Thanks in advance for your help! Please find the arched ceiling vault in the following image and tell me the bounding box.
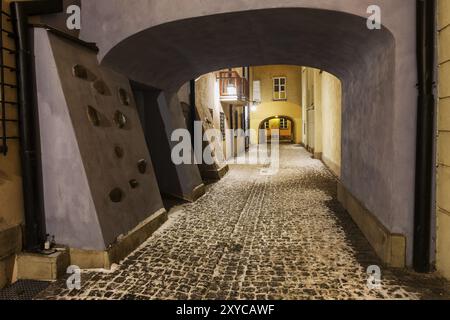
[101,8,395,91]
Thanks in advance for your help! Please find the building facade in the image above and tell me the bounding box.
[195,68,249,163]
[1,0,450,289]
[437,0,450,279]
[249,65,303,145]
[0,0,21,289]
[301,68,342,177]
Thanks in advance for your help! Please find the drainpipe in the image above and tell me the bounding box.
[189,80,196,142]
[413,0,436,273]
[10,0,63,251]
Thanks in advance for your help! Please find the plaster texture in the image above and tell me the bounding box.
[321,71,342,177]
[437,0,450,279]
[132,83,204,200]
[34,28,165,250]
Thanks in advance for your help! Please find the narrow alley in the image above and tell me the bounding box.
[34,146,449,300]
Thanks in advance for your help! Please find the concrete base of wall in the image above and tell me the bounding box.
[0,225,22,262]
[17,250,70,282]
[337,183,406,268]
[322,155,341,178]
[0,254,17,289]
[70,209,168,269]
[0,225,22,288]
[187,184,207,202]
[201,164,229,181]
[437,209,450,279]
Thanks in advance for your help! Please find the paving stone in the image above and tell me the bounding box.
[35,145,450,300]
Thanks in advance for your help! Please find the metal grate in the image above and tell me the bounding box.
[0,3,19,156]
[0,280,51,300]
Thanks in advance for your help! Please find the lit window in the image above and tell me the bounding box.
[280,118,288,129]
[273,77,287,100]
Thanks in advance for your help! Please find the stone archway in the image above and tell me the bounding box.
[259,115,296,144]
[95,8,412,266]
[73,3,417,267]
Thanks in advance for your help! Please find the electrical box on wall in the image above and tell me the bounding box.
[253,80,261,103]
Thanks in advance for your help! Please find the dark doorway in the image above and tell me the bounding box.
[131,81,184,208]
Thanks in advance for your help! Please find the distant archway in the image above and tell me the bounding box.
[259,115,296,144]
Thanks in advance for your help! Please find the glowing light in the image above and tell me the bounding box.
[227,84,237,96]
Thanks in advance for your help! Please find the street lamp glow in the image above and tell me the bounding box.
[227,84,237,96]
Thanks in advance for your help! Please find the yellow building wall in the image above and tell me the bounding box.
[321,71,342,177]
[302,68,315,149]
[301,67,342,177]
[250,65,302,144]
[0,0,23,289]
[437,0,450,280]
[313,69,323,157]
[301,68,307,145]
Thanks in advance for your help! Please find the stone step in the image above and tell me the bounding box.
[17,250,70,282]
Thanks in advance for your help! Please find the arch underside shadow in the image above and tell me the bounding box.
[102,8,394,91]
[101,8,412,264]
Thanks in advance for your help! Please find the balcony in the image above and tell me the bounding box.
[217,71,249,105]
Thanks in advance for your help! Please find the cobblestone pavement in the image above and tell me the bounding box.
[36,145,450,300]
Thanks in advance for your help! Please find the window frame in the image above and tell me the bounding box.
[273,76,287,101]
[280,118,288,130]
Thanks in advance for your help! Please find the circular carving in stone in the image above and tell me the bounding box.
[114,146,124,159]
[137,159,147,174]
[114,111,128,129]
[129,179,139,189]
[118,88,131,106]
[72,64,88,79]
[92,80,111,95]
[86,105,100,126]
[109,188,124,203]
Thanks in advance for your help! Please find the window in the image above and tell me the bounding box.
[273,77,287,100]
[264,121,270,129]
[280,118,288,129]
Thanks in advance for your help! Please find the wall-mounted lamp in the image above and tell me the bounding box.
[227,84,237,96]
